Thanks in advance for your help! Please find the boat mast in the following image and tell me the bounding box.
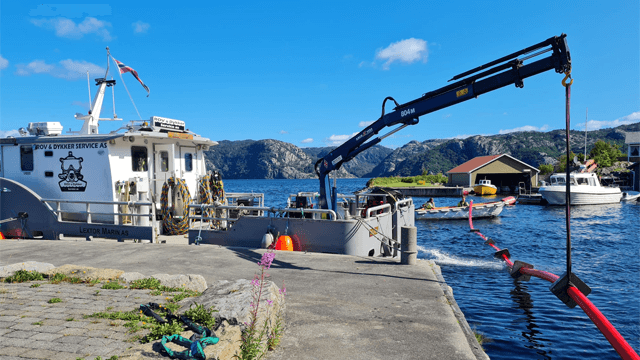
[584,108,588,161]
[75,47,118,135]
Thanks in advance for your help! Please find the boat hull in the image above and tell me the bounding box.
[416,201,504,220]
[539,187,622,205]
[473,185,497,195]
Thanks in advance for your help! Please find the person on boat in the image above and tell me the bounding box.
[457,194,469,207]
[422,198,435,209]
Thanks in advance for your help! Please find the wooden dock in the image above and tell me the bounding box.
[386,186,468,197]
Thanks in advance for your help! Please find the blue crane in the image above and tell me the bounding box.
[315,34,571,211]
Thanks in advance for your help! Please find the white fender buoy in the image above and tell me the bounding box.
[261,232,274,249]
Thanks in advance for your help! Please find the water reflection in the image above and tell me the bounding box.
[510,282,552,360]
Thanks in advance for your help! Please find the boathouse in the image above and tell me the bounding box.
[625,132,640,163]
[446,154,540,190]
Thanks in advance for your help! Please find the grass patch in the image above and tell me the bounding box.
[183,303,217,329]
[101,281,125,290]
[32,321,43,325]
[143,320,183,343]
[66,317,74,321]
[48,298,62,304]
[4,270,45,283]
[30,283,41,288]
[368,173,448,188]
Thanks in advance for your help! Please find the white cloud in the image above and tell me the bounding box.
[300,138,313,144]
[574,112,640,131]
[499,125,549,134]
[72,100,91,110]
[31,17,112,41]
[16,59,105,80]
[279,130,288,134]
[0,130,20,138]
[132,21,150,34]
[324,132,358,146]
[375,38,428,70]
[0,55,8,70]
[358,121,374,127]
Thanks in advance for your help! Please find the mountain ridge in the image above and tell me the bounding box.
[203,123,639,179]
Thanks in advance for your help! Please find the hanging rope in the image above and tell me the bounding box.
[197,174,214,221]
[160,177,191,235]
[563,71,573,281]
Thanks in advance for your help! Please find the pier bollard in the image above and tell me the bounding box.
[401,226,417,265]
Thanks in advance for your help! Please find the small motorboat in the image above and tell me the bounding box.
[539,173,622,205]
[474,179,497,195]
[416,200,505,220]
[621,191,640,202]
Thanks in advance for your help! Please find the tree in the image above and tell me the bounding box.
[539,164,554,175]
[589,140,624,168]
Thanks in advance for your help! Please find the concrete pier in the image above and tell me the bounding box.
[0,239,487,360]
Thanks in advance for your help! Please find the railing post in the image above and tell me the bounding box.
[86,203,91,224]
[57,202,62,222]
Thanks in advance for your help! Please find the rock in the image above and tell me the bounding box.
[178,279,284,328]
[150,273,207,292]
[46,264,123,281]
[119,272,147,283]
[120,279,284,360]
[0,261,55,278]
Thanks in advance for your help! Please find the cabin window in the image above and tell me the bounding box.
[45,151,53,157]
[131,146,148,172]
[20,146,34,171]
[631,145,639,156]
[576,177,588,185]
[184,153,193,172]
[160,151,169,172]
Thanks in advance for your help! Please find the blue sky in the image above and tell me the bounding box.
[1,1,638,148]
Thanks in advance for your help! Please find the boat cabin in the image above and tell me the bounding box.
[549,173,600,187]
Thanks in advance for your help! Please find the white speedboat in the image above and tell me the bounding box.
[621,191,640,202]
[538,173,622,205]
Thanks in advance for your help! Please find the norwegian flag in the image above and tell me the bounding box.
[114,58,150,96]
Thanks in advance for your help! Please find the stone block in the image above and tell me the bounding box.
[0,261,55,279]
[119,271,147,282]
[46,264,124,281]
[149,273,207,292]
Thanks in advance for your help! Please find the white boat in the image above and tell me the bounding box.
[0,48,416,258]
[621,191,640,202]
[538,173,622,205]
[416,200,505,220]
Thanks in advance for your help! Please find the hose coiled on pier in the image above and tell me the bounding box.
[160,177,191,235]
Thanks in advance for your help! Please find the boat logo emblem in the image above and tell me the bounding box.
[58,151,87,192]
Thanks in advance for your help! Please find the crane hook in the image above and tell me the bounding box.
[562,71,573,87]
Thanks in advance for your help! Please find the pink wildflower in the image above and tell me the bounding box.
[251,278,260,287]
[266,299,273,306]
[258,251,276,269]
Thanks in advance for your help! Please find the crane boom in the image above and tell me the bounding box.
[315,34,571,211]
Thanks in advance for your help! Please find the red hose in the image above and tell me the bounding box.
[467,202,640,360]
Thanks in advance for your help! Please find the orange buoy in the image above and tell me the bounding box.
[0,231,4,240]
[275,235,293,251]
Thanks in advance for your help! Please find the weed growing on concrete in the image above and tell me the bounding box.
[4,270,44,283]
[66,317,74,321]
[237,250,282,360]
[101,281,125,290]
[183,302,217,329]
[32,321,43,325]
[143,319,183,343]
[48,297,62,303]
[30,283,41,288]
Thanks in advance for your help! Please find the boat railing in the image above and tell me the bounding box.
[40,198,155,226]
[365,203,391,218]
[188,203,338,224]
[393,198,414,212]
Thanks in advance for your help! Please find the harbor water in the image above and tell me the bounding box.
[225,178,640,360]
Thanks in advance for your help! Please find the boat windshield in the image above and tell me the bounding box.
[552,176,566,185]
[575,177,589,185]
